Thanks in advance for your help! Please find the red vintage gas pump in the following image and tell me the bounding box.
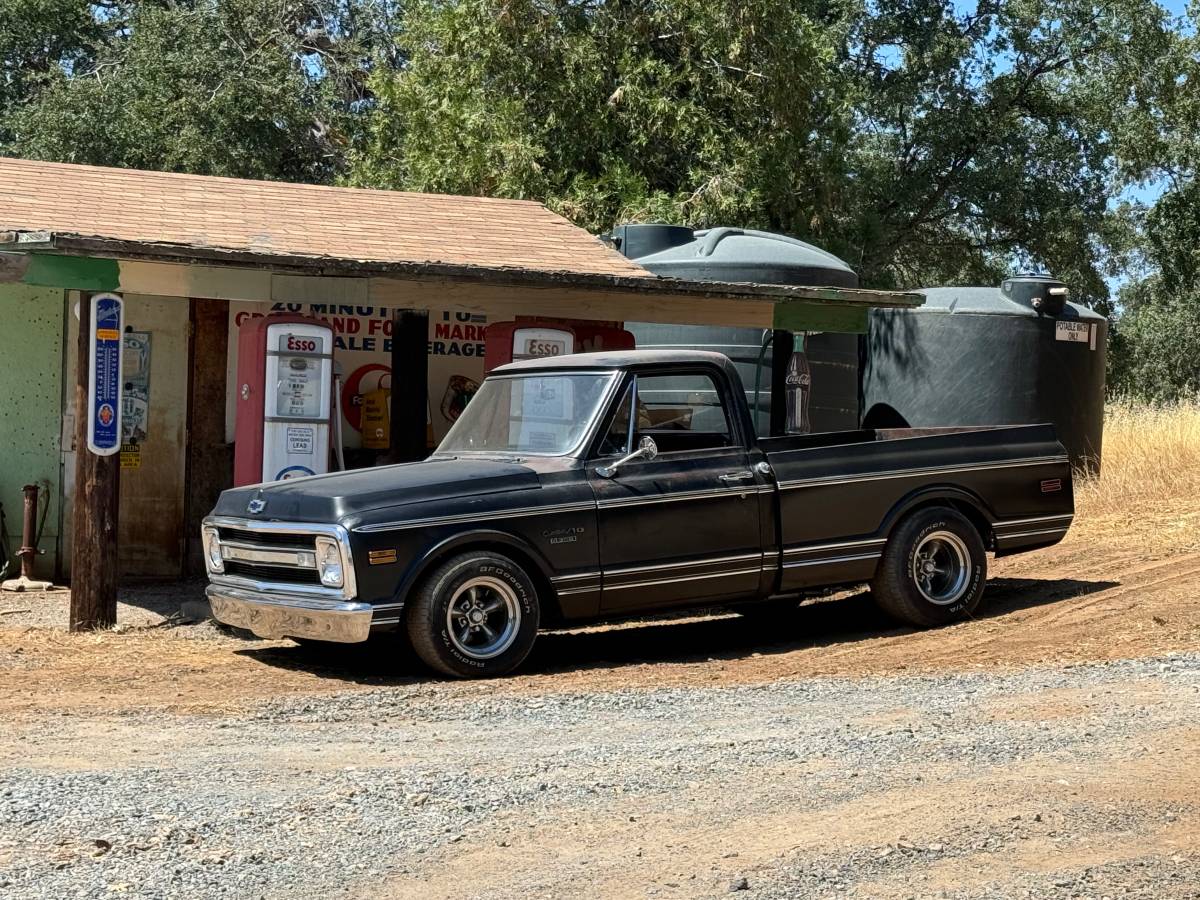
[484,317,635,372]
[234,314,336,486]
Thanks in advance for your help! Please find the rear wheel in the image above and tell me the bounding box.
[871,507,986,627]
[406,551,540,678]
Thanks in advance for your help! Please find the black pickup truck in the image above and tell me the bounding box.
[204,350,1073,677]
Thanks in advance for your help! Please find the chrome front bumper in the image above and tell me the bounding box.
[207,584,374,643]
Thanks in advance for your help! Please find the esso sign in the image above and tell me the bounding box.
[524,338,566,357]
[513,328,573,362]
[285,334,319,352]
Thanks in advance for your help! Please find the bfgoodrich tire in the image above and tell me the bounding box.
[405,551,540,678]
[871,507,986,628]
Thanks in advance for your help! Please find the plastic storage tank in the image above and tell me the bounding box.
[861,275,1107,471]
[610,224,861,435]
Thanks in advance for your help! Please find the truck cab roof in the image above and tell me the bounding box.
[492,348,735,374]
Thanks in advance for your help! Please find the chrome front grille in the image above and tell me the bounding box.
[217,527,312,549]
[203,516,358,600]
[223,560,322,585]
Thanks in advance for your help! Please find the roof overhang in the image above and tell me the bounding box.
[0,230,923,333]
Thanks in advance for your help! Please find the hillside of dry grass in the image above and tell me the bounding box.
[1072,401,1200,552]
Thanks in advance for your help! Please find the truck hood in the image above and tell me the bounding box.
[210,457,539,524]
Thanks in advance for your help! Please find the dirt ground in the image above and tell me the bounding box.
[2,497,1198,717]
[3,490,1200,898]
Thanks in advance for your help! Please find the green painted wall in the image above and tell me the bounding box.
[0,284,65,579]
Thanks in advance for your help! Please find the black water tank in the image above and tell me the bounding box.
[862,276,1108,471]
[614,225,861,434]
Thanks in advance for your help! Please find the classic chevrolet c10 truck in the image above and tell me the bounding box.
[204,350,1074,678]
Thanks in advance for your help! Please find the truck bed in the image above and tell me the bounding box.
[759,423,1073,592]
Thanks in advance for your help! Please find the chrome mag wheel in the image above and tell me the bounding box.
[911,530,971,606]
[445,576,521,660]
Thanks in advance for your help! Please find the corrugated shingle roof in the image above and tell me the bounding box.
[0,156,651,278]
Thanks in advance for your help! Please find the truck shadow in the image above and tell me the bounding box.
[526,576,1116,674]
[234,575,1116,682]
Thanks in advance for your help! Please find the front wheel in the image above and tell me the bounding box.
[405,551,540,678]
[871,507,986,628]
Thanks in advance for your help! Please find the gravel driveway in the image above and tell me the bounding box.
[4,651,1198,899]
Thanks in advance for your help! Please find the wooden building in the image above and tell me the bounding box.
[0,157,921,583]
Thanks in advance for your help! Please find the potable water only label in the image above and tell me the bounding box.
[87,293,124,456]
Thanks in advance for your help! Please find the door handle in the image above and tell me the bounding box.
[719,471,755,484]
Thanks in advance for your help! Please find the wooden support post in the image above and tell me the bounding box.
[70,293,121,631]
[769,329,792,437]
[389,308,430,463]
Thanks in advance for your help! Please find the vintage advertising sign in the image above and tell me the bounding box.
[87,293,124,456]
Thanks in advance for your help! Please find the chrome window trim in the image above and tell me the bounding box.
[203,515,358,600]
[777,456,1070,490]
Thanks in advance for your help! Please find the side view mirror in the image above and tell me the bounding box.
[597,436,657,479]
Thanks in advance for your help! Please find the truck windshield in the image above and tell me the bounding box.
[437,372,617,456]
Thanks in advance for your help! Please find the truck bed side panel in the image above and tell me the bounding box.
[765,425,1073,590]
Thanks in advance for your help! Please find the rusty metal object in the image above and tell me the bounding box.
[1,483,56,592]
[17,484,38,579]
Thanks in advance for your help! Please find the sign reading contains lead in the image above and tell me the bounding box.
[287,426,315,454]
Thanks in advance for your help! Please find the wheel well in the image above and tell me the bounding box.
[413,541,565,625]
[899,497,996,551]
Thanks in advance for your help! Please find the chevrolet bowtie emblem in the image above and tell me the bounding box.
[247,498,266,514]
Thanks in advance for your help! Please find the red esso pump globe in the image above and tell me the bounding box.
[234,315,336,486]
[483,320,636,372]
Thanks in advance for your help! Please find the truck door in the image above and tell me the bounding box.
[587,369,770,611]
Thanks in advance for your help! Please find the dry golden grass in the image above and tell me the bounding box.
[1073,401,1200,549]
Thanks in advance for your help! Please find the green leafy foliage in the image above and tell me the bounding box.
[350,0,1177,304]
[1107,4,1200,402]
[1,0,397,182]
[3,0,1199,399]
[1110,277,1200,401]
[0,0,102,135]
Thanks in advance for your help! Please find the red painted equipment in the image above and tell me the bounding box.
[234,314,335,486]
[484,318,635,373]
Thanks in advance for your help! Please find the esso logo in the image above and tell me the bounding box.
[286,335,318,352]
[525,339,565,357]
